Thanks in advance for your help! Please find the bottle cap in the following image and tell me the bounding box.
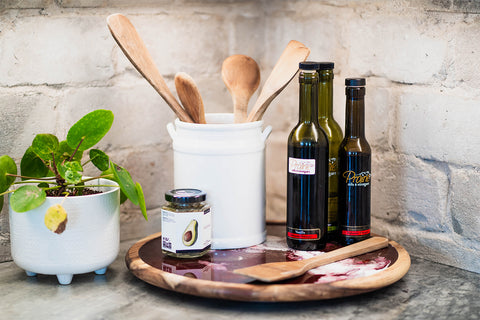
[299,61,321,70]
[345,78,366,86]
[165,189,206,203]
[317,62,334,70]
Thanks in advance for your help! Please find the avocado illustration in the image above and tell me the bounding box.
[182,219,198,246]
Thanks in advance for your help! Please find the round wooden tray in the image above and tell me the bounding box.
[126,231,411,302]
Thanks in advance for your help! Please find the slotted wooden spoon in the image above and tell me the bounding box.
[221,54,260,123]
[234,236,389,282]
[246,40,310,122]
[107,13,193,123]
[174,72,206,124]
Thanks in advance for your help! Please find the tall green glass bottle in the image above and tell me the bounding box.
[317,62,343,239]
[286,61,329,251]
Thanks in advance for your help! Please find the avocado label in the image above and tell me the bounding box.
[161,208,211,254]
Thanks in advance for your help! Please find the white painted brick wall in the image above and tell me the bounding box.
[1,0,479,273]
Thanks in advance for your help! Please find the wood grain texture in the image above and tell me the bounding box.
[233,237,389,282]
[125,232,411,302]
[221,54,260,123]
[174,72,206,124]
[106,13,193,123]
[246,40,310,122]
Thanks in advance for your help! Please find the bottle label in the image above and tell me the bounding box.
[161,208,211,253]
[341,225,370,237]
[287,227,321,241]
[288,157,316,175]
[342,170,371,187]
[328,157,338,177]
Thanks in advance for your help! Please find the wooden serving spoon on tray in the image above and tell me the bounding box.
[234,236,389,282]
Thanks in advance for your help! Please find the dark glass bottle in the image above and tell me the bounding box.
[287,62,329,251]
[338,78,371,245]
[317,62,343,240]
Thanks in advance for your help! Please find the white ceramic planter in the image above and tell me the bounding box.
[9,178,120,285]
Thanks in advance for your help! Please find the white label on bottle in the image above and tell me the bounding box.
[161,208,211,253]
[289,157,316,175]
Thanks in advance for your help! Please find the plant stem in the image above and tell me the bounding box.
[69,138,84,162]
[6,173,55,181]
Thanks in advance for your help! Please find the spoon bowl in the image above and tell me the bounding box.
[222,54,260,123]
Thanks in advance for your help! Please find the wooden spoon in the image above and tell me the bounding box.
[106,13,193,123]
[246,40,310,122]
[222,54,260,123]
[234,236,389,282]
[174,72,206,124]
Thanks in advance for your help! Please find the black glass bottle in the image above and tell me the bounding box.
[317,62,343,240]
[338,78,371,245]
[287,62,329,251]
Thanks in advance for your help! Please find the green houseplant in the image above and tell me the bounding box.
[0,109,147,284]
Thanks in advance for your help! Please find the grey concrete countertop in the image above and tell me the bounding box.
[1,227,479,320]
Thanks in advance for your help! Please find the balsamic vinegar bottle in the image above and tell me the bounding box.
[338,78,371,245]
[287,62,329,251]
[317,62,343,240]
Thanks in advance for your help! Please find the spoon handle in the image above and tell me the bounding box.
[107,14,193,123]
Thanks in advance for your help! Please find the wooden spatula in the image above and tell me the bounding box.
[246,40,310,122]
[233,236,389,282]
[107,13,193,123]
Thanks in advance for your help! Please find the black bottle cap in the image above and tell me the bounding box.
[345,78,366,86]
[317,62,334,70]
[165,189,206,203]
[299,61,321,70]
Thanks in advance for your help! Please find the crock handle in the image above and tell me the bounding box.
[262,125,272,142]
[166,122,177,140]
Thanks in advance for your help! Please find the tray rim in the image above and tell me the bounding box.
[126,232,411,302]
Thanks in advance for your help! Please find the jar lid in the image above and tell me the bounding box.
[165,189,206,203]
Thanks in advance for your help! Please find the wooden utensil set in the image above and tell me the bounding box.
[107,13,310,124]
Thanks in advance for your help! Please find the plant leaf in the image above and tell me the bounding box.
[32,134,59,161]
[44,204,68,234]
[110,161,139,206]
[135,182,148,221]
[89,149,109,171]
[20,147,50,179]
[0,174,6,195]
[102,167,127,204]
[10,185,46,212]
[66,110,114,151]
[56,140,83,163]
[0,195,3,211]
[0,155,17,192]
[57,161,83,185]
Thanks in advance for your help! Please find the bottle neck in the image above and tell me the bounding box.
[318,69,334,119]
[344,87,366,137]
[299,70,319,123]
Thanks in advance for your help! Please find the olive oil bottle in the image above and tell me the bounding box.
[338,78,371,245]
[286,62,329,251]
[317,62,343,240]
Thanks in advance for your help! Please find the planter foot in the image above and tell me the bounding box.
[57,274,73,285]
[95,267,107,275]
[26,271,37,277]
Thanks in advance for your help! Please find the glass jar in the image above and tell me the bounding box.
[161,189,211,258]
